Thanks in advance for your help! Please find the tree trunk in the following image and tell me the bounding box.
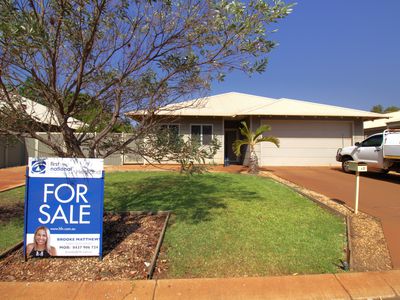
[249,146,259,174]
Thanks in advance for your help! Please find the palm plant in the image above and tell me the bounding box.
[233,121,280,174]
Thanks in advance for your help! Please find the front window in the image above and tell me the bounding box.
[361,134,383,147]
[160,124,180,143]
[191,124,213,145]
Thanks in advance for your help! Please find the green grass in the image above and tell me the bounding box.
[104,171,345,277]
[0,187,25,252]
[0,218,24,252]
[0,171,345,277]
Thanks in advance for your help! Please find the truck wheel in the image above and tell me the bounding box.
[341,157,352,173]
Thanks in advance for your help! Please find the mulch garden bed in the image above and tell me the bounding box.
[0,212,167,282]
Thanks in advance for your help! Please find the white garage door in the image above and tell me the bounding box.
[260,120,353,166]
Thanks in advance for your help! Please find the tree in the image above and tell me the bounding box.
[233,121,279,174]
[383,106,400,113]
[371,105,383,113]
[137,127,221,175]
[18,77,133,133]
[371,105,399,113]
[0,0,292,159]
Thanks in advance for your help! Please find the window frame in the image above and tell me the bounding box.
[190,124,214,145]
[360,134,383,147]
[159,123,180,135]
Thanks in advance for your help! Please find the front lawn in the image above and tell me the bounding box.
[0,171,345,277]
[105,171,345,277]
[0,187,25,252]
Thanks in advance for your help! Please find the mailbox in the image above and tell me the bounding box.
[348,161,368,172]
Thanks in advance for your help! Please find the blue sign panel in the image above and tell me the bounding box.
[24,158,104,258]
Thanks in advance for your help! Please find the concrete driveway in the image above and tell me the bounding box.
[267,166,400,269]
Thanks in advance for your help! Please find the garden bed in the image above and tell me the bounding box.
[0,212,168,281]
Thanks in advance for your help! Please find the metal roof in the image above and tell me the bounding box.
[364,111,400,129]
[128,92,384,120]
[1,95,86,129]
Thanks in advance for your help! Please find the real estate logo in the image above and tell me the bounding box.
[31,159,47,174]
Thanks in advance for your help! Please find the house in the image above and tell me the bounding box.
[1,96,85,168]
[364,111,400,136]
[127,92,383,166]
[0,95,86,131]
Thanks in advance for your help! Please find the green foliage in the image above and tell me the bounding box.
[233,121,279,173]
[371,105,384,113]
[137,127,221,174]
[383,106,400,113]
[17,78,133,133]
[371,104,399,113]
[0,0,293,159]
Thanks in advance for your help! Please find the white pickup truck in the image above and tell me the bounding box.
[336,129,400,173]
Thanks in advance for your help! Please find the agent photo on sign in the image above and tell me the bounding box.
[26,226,57,258]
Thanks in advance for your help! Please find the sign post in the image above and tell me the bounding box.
[24,157,104,259]
[347,161,367,214]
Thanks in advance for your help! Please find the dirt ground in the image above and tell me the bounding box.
[0,213,167,281]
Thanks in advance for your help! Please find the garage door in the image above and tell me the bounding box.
[260,120,353,166]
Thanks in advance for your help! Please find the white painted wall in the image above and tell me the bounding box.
[259,119,354,166]
[141,117,224,165]
[178,117,225,164]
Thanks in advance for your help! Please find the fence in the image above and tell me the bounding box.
[0,136,27,168]
[1,132,151,169]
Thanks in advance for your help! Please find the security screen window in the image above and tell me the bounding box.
[191,125,213,145]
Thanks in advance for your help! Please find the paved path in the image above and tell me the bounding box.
[267,167,400,269]
[0,166,25,192]
[1,271,400,299]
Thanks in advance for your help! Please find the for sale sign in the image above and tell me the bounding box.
[24,157,104,258]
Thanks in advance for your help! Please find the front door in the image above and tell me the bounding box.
[356,134,383,168]
[225,129,239,163]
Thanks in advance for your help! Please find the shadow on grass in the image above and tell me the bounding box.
[0,202,24,224]
[105,173,262,224]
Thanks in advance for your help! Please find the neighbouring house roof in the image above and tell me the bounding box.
[127,92,384,120]
[364,111,400,130]
[1,95,86,130]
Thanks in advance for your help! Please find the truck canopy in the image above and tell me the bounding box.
[383,130,400,159]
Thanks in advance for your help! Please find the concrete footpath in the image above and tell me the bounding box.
[1,271,400,300]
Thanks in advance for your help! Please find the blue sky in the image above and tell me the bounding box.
[211,0,400,111]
